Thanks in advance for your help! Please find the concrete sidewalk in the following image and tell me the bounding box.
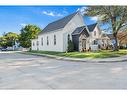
[20,52,127,63]
[0,51,22,54]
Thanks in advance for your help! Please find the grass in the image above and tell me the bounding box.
[29,49,127,59]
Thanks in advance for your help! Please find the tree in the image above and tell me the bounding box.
[0,36,7,47]
[0,32,19,47]
[19,24,42,48]
[4,32,19,47]
[117,31,127,47]
[84,6,127,51]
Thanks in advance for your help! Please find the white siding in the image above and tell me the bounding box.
[89,25,102,45]
[62,13,85,51]
[31,39,38,50]
[32,12,86,52]
[32,12,102,52]
[36,29,64,52]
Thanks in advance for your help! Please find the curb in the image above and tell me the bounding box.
[19,52,127,63]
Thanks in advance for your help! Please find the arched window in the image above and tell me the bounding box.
[94,40,96,44]
[47,36,49,45]
[33,42,35,46]
[54,35,56,45]
[94,31,96,36]
[37,41,39,46]
[68,34,70,42]
[41,37,43,46]
[93,40,98,45]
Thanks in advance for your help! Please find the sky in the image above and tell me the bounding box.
[0,6,98,36]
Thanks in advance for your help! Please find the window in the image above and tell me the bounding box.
[99,31,101,35]
[93,40,98,45]
[94,31,96,36]
[33,42,35,46]
[68,34,70,42]
[54,35,56,45]
[47,36,49,45]
[37,41,39,46]
[102,39,105,46]
[41,37,43,46]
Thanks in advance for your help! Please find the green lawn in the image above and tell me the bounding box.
[29,49,127,58]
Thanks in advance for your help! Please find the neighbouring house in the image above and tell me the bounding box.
[12,40,20,50]
[6,41,21,51]
[107,32,127,48]
[31,12,110,52]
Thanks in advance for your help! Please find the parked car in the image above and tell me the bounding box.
[1,47,7,51]
[7,47,13,51]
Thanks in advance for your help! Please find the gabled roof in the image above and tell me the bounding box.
[39,12,78,35]
[72,26,85,35]
[107,34,115,39]
[87,23,97,32]
[72,26,89,37]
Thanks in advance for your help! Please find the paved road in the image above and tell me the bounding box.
[0,52,127,89]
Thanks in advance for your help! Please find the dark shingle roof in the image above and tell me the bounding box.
[72,26,89,37]
[87,23,97,32]
[72,26,85,35]
[107,34,115,39]
[39,12,78,35]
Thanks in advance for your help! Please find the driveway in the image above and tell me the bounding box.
[0,52,127,89]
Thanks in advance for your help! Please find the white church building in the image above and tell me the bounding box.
[31,12,110,52]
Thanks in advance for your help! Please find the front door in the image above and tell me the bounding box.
[82,39,86,49]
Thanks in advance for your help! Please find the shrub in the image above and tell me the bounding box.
[67,40,74,52]
[119,45,127,49]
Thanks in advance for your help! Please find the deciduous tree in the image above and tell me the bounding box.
[4,32,19,47]
[84,6,127,51]
[19,24,42,48]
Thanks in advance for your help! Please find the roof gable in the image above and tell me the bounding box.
[87,23,97,32]
[72,26,89,37]
[107,34,115,39]
[39,12,78,35]
[72,26,85,35]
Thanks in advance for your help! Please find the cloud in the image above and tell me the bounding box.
[76,7,88,15]
[77,7,98,22]
[90,16,98,21]
[76,8,80,12]
[42,11,63,17]
[20,23,26,27]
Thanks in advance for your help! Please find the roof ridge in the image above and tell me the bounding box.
[47,12,78,26]
[39,12,78,35]
[87,23,97,32]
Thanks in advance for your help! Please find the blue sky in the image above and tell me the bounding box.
[0,6,98,36]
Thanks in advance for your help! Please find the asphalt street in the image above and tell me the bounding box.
[0,52,127,89]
